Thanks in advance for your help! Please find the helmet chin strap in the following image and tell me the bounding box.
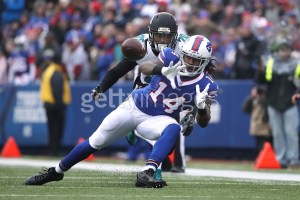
[180,64,205,77]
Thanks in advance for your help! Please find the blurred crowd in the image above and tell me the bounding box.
[0,0,300,85]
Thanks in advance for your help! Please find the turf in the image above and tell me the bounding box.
[1,163,300,200]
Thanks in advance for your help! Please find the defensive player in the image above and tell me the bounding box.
[24,35,218,188]
[91,12,187,97]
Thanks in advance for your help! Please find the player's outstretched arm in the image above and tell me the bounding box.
[91,59,137,99]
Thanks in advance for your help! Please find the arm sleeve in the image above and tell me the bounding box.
[50,71,64,107]
[98,59,137,93]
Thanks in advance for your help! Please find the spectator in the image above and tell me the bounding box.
[94,24,117,81]
[115,0,138,28]
[219,28,237,79]
[36,31,62,78]
[255,38,300,168]
[219,4,241,30]
[232,25,261,79]
[7,37,36,85]
[50,13,71,45]
[186,10,221,38]
[83,0,102,44]
[62,31,90,81]
[140,0,158,19]
[29,0,49,25]
[243,86,272,156]
[265,0,281,25]
[40,49,71,156]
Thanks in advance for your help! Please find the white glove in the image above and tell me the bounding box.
[161,61,184,89]
[195,83,210,109]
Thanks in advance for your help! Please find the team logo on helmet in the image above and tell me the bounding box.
[206,41,212,53]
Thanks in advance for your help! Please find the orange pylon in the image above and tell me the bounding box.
[254,142,281,169]
[1,137,22,158]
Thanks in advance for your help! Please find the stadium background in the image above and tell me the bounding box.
[0,0,300,160]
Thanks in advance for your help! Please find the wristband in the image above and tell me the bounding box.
[152,66,162,75]
[197,108,207,115]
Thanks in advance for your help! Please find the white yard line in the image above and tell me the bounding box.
[1,158,300,182]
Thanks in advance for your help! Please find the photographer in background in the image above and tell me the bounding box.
[243,85,272,156]
[255,38,300,168]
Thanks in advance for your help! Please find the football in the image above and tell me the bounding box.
[121,38,146,61]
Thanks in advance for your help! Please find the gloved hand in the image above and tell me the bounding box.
[195,83,210,109]
[161,61,184,89]
[180,113,195,136]
[91,85,102,100]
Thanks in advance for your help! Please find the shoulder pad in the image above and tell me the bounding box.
[135,34,149,43]
[175,33,190,54]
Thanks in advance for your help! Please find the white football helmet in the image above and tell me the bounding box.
[180,35,212,77]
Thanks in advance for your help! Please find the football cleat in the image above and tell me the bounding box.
[126,131,137,145]
[135,168,165,188]
[24,167,64,185]
[153,168,167,186]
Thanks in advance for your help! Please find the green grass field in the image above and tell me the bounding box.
[1,157,300,200]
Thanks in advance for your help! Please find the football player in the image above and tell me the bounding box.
[25,36,218,188]
[24,36,218,188]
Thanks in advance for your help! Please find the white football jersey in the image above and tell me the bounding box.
[133,33,190,85]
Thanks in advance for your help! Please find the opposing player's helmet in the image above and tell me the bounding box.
[148,12,178,53]
[180,35,212,77]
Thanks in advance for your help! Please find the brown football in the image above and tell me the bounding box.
[121,38,146,61]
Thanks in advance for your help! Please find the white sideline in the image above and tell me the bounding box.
[1,158,300,182]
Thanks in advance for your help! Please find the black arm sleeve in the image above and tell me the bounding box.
[98,59,137,93]
[50,71,64,107]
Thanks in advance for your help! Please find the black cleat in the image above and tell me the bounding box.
[136,168,165,188]
[25,167,64,185]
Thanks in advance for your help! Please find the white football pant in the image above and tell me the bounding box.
[89,96,178,150]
